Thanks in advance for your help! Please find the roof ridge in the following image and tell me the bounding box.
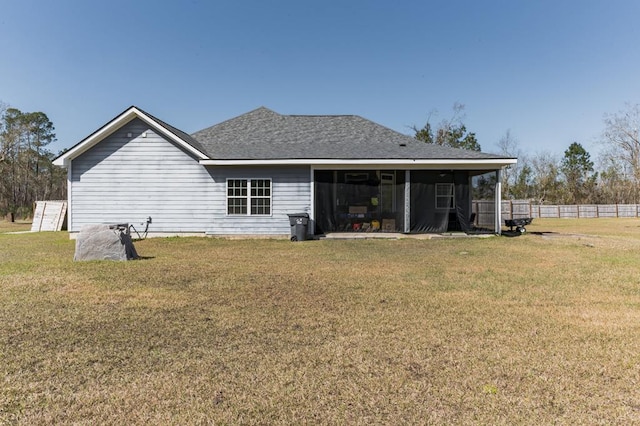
[285,113,358,118]
[191,106,282,136]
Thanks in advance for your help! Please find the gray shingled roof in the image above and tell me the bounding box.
[190,107,510,161]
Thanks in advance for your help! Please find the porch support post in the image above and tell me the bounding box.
[309,167,315,235]
[404,170,411,233]
[495,169,502,234]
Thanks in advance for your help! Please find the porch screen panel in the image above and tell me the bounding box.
[454,171,471,232]
[471,171,498,232]
[410,171,449,233]
[389,171,405,232]
[314,171,336,234]
[314,170,405,233]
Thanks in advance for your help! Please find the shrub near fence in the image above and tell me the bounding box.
[500,200,640,220]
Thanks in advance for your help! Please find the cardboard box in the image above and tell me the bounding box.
[348,206,368,214]
[382,219,396,232]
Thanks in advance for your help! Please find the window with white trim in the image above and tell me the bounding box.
[227,179,271,215]
[435,183,455,209]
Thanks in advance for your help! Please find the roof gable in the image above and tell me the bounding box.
[53,106,208,167]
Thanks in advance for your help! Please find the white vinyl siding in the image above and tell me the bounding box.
[207,167,310,235]
[69,118,311,236]
[69,119,216,233]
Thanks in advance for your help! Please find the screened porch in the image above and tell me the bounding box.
[313,169,499,235]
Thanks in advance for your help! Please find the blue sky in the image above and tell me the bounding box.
[1,0,639,160]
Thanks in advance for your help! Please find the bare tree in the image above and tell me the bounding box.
[497,130,531,199]
[595,154,635,203]
[601,103,640,202]
[530,151,562,204]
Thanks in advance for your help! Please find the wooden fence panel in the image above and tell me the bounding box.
[578,205,598,218]
[559,205,579,218]
[501,201,640,219]
[617,204,638,217]
[512,201,532,219]
[500,201,511,221]
[472,200,496,228]
[538,205,560,218]
[597,205,617,218]
[30,201,67,232]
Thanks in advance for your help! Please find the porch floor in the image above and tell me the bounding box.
[321,232,494,240]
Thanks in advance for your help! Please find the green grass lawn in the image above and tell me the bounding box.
[1,219,640,424]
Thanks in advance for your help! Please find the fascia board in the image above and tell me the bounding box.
[199,158,518,169]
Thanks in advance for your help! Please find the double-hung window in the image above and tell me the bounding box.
[227,179,271,215]
[435,183,455,209]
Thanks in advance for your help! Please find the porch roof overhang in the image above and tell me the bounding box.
[198,158,517,170]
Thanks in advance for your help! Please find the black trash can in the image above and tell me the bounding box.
[287,213,309,242]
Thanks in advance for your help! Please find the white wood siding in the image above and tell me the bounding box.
[70,118,311,235]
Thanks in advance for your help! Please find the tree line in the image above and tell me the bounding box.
[414,103,640,205]
[0,103,66,220]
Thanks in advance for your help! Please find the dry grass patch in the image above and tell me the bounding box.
[0,220,31,233]
[1,220,640,424]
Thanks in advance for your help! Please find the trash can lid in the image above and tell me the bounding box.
[287,213,309,217]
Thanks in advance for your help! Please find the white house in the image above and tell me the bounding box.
[54,106,516,237]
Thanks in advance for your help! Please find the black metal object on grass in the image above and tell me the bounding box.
[504,218,533,234]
